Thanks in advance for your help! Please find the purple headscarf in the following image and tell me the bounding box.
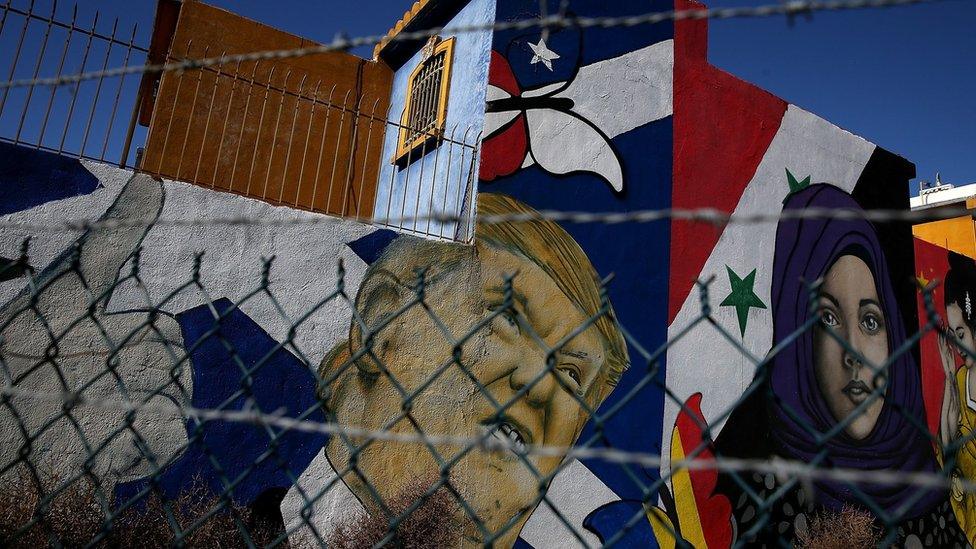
[768,184,942,514]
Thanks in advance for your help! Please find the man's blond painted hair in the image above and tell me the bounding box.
[358,193,629,391]
[476,193,629,391]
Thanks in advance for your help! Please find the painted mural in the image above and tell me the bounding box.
[916,239,976,546]
[642,178,972,549]
[313,193,627,546]
[0,142,631,546]
[0,172,191,484]
[0,0,958,546]
[0,147,355,530]
[477,0,675,545]
[709,184,961,545]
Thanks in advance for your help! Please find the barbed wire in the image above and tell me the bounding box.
[0,0,971,545]
[0,383,971,495]
[0,204,967,233]
[0,0,957,91]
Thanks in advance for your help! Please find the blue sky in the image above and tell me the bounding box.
[1,0,972,194]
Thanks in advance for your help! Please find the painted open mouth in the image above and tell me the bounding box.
[842,379,872,402]
[484,421,528,454]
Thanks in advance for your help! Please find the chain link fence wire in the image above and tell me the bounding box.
[0,174,973,548]
[1,0,973,547]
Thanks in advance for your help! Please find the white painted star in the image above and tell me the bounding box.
[528,38,560,71]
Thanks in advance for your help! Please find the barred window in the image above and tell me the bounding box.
[394,36,455,165]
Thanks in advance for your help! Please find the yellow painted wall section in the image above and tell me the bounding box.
[912,214,976,260]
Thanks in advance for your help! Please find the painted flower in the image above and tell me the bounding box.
[480,51,624,193]
[647,394,733,548]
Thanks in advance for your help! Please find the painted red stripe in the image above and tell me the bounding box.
[914,236,952,439]
[670,0,787,324]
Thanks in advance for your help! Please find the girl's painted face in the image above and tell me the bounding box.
[946,303,976,368]
[813,254,888,440]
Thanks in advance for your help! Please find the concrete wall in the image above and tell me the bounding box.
[372,0,495,240]
[0,141,374,521]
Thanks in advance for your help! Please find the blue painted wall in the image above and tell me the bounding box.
[373,0,495,240]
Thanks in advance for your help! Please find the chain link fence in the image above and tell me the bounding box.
[0,173,971,547]
[0,0,972,547]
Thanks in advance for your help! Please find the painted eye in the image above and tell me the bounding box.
[820,310,839,328]
[501,309,519,328]
[560,366,581,386]
[861,314,882,333]
[490,306,521,335]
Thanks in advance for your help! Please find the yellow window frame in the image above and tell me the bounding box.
[393,36,455,165]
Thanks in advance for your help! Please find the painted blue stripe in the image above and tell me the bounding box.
[0,142,100,215]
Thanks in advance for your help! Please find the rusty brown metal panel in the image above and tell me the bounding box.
[141,0,392,219]
[138,0,180,127]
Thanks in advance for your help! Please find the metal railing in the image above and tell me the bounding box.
[0,2,480,243]
[0,1,148,168]
[139,39,480,241]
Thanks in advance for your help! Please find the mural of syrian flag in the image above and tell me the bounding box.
[480,40,673,192]
[661,102,906,475]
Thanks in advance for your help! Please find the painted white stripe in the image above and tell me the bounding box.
[520,459,621,548]
[0,162,374,368]
[661,105,877,477]
[281,450,364,546]
[555,39,673,139]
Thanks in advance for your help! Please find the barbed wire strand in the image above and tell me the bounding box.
[0,204,968,232]
[0,0,955,91]
[0,382,971,495]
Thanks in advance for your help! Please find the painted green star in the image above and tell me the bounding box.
[784,168,811,202]
[720,266,767,337]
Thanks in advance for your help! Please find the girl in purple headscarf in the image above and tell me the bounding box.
[714,184,965,546]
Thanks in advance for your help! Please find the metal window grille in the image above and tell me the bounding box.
[404,50,445,146]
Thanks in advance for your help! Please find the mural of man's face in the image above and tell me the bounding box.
[813,254,888,440]
[321,240,611,546]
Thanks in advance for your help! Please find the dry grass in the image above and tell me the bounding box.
[795,505,882,549]
[327,480,463,548]
[1,469,466,548]
[0,469,285,548]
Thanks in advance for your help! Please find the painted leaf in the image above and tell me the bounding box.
[524,108,624,192]
[647,505,678,549]
[487,50,521,97]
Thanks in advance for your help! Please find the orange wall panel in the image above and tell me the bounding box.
[141,1,392,219]
[912,215,976,260]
